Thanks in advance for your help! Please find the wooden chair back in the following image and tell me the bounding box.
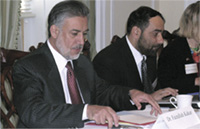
[110,35,121,44]
[0,47,29,128]
[1,47,29,71]
[1,66,18,128]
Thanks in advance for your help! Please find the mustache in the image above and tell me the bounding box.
[72,44,83,49]
[154,44,162,49]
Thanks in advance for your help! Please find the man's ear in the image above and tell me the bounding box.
[50,25,59,38]
[131,26,141,38]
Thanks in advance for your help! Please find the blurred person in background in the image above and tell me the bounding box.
[158,1,200,94]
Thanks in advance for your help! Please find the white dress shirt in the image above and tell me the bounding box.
[126,35,146,81]
[47,40,88,120]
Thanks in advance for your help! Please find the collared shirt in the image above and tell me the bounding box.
[126,35,146,81]
[47,40,73,104]
[47,40,88,120]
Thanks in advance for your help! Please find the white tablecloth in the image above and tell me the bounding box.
[83,105,200,129]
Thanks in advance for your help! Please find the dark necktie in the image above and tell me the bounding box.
[66,62,82,104]
[141,57,153,94]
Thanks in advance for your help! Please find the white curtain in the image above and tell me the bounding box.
[1,0,21,49]
[82,0,97,59]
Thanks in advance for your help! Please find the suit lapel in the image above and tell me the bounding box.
[42,44,91,103]
[47,65,65,100]
[120,37,143,86]
[73,60,91,104]
[184,39,195,63]
[42,43,65,101]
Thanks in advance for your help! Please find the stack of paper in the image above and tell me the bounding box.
[118,113,157,128]
[85,113,157,128]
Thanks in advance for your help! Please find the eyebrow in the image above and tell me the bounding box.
[154,29,163,33]
[71,29,89,32]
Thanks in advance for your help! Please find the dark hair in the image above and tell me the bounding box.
[47,0,89,37]
[126,6,165,35]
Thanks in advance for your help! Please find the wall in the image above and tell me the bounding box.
[22,0,61,51]
[22,0,198,53]
[157,1,184,33]
[96,0,153,52]
[95,0,194,52]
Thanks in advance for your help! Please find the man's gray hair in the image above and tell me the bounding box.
[47,0,89,37]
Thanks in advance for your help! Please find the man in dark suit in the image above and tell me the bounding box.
[13,1,162,128]
[93,6,178,102]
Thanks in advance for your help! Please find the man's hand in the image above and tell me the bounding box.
[87,105,119,128]
[129,89,162,116]
[151,87,178,101]
[195,77,200,86]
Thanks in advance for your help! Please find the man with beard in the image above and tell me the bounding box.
[13,1,164,128]
[93,6,178,102]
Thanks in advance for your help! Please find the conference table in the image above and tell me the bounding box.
[83,105,200,129]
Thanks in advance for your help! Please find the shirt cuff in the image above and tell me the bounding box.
[82,104,88,120]
[128,93,135,105]
[130,100,135,105]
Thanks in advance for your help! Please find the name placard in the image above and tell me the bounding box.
[185,63,198,74]
[152,106,200,129]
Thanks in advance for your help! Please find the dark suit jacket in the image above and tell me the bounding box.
[158,37,199,94]
[93,36,157,91]
[13,43,136,128]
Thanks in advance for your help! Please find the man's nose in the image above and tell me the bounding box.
[78,34,85,45]
[158,33,164,44]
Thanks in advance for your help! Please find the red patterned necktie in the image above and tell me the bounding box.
[66,62,82,104]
